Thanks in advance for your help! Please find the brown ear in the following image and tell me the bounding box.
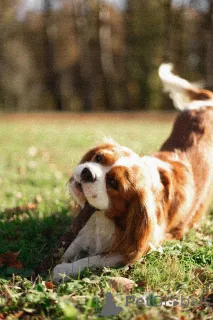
[111,190,156,264]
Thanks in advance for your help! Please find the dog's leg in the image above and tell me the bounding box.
[63,211,115,262]
[53,254,123,283]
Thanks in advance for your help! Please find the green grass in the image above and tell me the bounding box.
[0,113,212,319]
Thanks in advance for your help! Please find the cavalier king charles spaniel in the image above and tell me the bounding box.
[53,64,213,283]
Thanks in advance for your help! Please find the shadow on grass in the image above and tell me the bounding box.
[0,208,72,278]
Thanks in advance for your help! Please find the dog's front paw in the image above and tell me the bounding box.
[52,263,73,284]
[52,261,87,284]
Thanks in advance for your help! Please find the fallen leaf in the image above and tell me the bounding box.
[133,315,149,320]
[109,276,136,294]
[4,203,37,215]
[45,281,56,289]
[0,312,8,320]
[0,252,23,269]
[136,280,147,288]
[4,202,38,216]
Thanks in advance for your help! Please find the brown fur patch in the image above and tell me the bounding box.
[187,88,213,101]
[80,143,131,166]
[80,144,117,164]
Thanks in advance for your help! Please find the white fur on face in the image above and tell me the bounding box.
[73,162,111,210]
[71,153,141,210]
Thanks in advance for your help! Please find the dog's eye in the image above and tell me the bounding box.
[95,154,103,163]
[107,178,119,191]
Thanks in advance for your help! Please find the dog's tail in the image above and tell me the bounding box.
[159,63,213,110]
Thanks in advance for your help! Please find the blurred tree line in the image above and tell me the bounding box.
[0,0,212,111]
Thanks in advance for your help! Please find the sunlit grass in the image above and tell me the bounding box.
[0,113,212,319]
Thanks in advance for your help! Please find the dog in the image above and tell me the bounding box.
[53,64,213,283]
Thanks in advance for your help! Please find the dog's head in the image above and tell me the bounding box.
[69,142,163,259]
[70,142,161,211]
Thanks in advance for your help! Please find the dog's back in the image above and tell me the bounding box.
[158,64,213,235]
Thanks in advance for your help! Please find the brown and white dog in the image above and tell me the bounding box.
[53,64,213,283]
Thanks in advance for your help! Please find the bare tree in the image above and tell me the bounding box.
[98,2,114,110]
[159,0,172,62]
[158,0,173,110]
[43,0,63,110]
[206,0,213,89]
[172,1,186,74]
[73,0,93,112]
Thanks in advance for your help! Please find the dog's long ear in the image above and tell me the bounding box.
[157,159,195,237]
[114,190,156,264]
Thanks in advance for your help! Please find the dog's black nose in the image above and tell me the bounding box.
[81,167,96,183]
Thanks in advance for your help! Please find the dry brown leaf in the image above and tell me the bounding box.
[0,312,8,320]
[0,252,23,269]
[133,315,149,320]
[4,203,37,215]
[45,281,56,290]
[37,316,46,320]
[109,276,136,294]
[136,280,147,288]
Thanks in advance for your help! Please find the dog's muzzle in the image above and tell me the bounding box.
[81,167,97,183]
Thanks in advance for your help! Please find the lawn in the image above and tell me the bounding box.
[0,113,212,320]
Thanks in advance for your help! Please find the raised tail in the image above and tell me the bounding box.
[159,63,213,110]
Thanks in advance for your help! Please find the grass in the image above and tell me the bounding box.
[0,113,212,319]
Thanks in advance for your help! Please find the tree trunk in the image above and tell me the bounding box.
[173,1,185,74]
[98,3,113,110]
[73,0,93,112]
[206,0,213,89]
[43,0,63,111]
[160,0,173,110]
[162,0,172,62]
